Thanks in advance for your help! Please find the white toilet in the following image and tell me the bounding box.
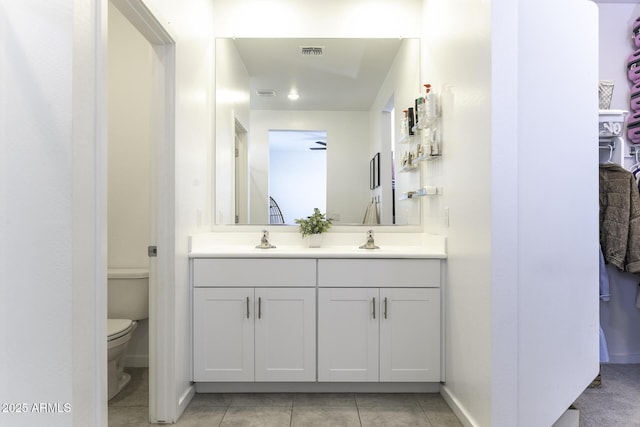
[107,267,149,400]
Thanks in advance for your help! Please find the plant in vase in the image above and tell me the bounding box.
[295,208,332,247]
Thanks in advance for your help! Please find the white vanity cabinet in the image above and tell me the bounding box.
[191,254,443,388]
[317,287,380,381]
[192,259,316,382]
[379,287,440,382]
[317,259,441,382]
[193,287,254,382]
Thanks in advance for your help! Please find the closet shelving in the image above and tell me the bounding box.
[598,109,628,164]
[599,109,627,139]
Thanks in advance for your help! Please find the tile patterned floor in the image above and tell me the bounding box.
[108,368,463,427]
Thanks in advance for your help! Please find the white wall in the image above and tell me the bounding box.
[214,38,250,224]
[1,4,74,425]
[518,0,599,425]
[108,4,151,269]
[369,38,422,225]
[250,110,370,224]
[421,0,493,424]
[143,0,214,421]
[514,3,599,425]
[108,3,151,367]
[423,0,599,426]
[596,2,640,364]
[211,0,423,39]
[1,0,107,426]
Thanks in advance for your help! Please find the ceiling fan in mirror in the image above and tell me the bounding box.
[309,141,326,150]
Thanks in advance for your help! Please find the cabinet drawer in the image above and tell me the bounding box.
[318,259,440,287]
[193,258,316,287]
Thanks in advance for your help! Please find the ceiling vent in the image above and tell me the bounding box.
[256,89,276,97]
[300,46,324,56]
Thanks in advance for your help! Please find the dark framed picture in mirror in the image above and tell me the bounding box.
[370,152,380,189]
[370,157,375,189]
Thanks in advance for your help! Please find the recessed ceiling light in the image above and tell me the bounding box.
[288,93,300,100]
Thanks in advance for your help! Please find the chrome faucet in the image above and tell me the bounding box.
[255,229,276,249]
[359,229,380,250]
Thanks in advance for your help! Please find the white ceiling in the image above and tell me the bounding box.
[269,130,327,152]
[232,38,405,111]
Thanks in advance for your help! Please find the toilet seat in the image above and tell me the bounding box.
[108,318,134,341]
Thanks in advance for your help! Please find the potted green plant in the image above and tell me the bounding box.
[295,208,332,247]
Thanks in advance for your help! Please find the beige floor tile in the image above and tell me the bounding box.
[291,406,361,427]
[424,405,464,427]
[108,369,466,427]
[293,393,357,407]
[108,406,150,427]
[187,393,233,410]
[108,367,149,408]
[175,406,226,426]
[358,406,432,427]
[415,393,449,411]
[228,393,294,407]
[220,406,292,427]
[355,393,420,408]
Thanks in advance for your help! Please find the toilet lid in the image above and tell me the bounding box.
[108,319,133,340]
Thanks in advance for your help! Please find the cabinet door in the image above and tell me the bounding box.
[254,288,316,382]
[380,288,440,382]
[318,288,379,382]
[193,288,254,382]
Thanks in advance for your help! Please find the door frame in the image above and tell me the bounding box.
[108,0,176,423]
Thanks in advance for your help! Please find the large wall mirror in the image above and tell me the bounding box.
[214,37,422,226]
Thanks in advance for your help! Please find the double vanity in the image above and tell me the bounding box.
[189,231,446,393]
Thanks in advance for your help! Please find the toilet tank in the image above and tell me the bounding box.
[108,267,149,320]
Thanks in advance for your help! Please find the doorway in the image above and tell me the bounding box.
[234,121,248,224]
[268,129,327,224]
[381,97,395,224]
[108,0,175,423]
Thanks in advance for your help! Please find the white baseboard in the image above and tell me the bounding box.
[440,385,477,427]
[440,386,580,427]
[552,409,579,427]
[176,384,196,423]
[124,354,149,368]
[195,382,440,393]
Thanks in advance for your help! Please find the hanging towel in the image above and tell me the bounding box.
[362,200,377,225]
[362,202,371,224]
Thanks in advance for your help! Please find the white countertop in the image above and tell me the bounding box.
[190,245,446,259]
[189,231,447,259]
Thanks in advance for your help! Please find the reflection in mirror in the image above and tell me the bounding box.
[215,38,421,226]
[269,130,327,225]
